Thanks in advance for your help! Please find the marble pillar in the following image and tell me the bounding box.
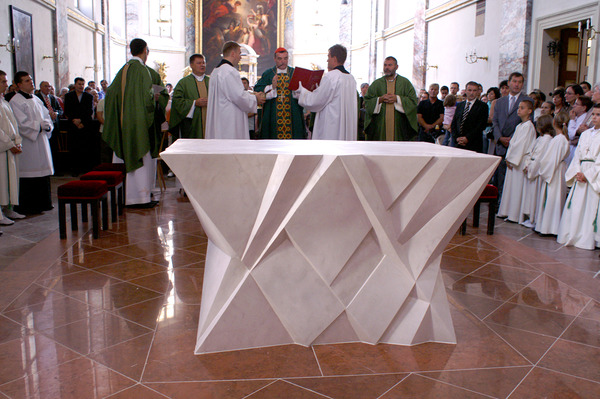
[498,0,533,82]
[125,0,139,44]
[412,0,427,91]
[185,0,196,58]
[340,0,353,69]
[103,0,111,79]
[368,0,378,84]
[284,1,294,57]
[54,0,69,90]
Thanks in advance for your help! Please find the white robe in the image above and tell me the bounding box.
[205,62,257,139]
[0,98,21,206]
[557,128,600,249]
[565,113,586,167]
[498,120,536,222]
[519,134,552,225]
[535,134,569,235]
[9,93,54,178]
[113,152,156,205]
[297,69,357,141]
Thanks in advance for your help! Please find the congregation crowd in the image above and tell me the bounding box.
[1,37,599,251]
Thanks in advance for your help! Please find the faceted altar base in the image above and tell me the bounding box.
[161,140,499,354]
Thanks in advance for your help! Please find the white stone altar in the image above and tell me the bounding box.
[161,140,500,354]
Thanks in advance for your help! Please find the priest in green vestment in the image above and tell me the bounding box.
[103,38,160,206]
[254,48,305,139]
[169,54,210,139]
[147,66,170,157]
[103,39,155,173]
[364,56,418,141]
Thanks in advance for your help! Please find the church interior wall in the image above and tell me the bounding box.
[425,0,501,91]
[0,0,56,86]
[529,0,600,93]
[381,32,415,86]
[387,0,418,29]
[67,12,99,84]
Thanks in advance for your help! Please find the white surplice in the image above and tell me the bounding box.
[565,113,586,167]
[557,127,600,249]
[0,97,21,206]
[9,93,53,178]
[297,69,357,141]
[535,134,569,235]
[205,62,257,139]
[519,134,552,225]
[498,120,536,222]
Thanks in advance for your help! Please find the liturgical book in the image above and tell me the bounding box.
[289,67,324,91]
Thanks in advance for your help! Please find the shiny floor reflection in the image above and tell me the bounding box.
[1,188,600,398]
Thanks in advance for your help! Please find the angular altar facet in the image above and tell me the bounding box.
[161,140,500,354]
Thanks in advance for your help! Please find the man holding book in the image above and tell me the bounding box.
[295,44,358,141]
[254,48,306,139]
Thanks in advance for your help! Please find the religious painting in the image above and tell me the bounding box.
[10,6,35,82]
[201,0,280,76]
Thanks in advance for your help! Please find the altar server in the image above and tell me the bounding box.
[557,104,600,249]
[497,99,536,222]
[205,41,265,139]
[534,111,570,235]
[296,44,358,140]
[519,114,553,227]
[9,71,54,215]
[0,70,23,226]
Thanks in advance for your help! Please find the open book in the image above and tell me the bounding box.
[289,67,324,91]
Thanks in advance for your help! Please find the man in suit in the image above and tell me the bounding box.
[36,81,63,171]
[492,72,530,199]
[64,77,94,175]
[451,81,489,153]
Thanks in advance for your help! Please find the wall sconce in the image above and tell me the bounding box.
[42,48,64,62]
[465,49,488,64]
[578,18,598,40]
[547,40,560,58]
[0,35,19,53]
[420,61,438,71]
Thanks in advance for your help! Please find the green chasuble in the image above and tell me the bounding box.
[169,74,210,139]
[147,66,170,157]
[103,59,155,173]
[364,75,418,141]
[254,66,305,139]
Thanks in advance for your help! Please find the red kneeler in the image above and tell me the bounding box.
[58,181,108,239]
[461,184,499,235]
[80,170,124,222]
[92,163,127,206]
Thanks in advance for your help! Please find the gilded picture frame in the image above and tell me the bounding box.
[197,0,288,76]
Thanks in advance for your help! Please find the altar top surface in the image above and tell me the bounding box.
[162,139,499,159]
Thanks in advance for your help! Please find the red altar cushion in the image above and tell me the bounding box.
[479,184,498,199]
[80,171,124,186]
[92,163,126,173]
[58,181,108,199]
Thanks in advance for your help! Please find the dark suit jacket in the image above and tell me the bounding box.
[35,92,63,123]
[64,91,94,128]
[492,93,531,156]
[451,99,489,153]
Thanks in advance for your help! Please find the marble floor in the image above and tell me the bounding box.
[0,183,600,398]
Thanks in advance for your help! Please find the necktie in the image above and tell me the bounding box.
[509,96,515,112]
[460,101,471,133]
[43,95,55,120]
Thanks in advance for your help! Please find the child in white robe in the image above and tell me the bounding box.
[519,114,553,227]
[535,111,570,235]
[557,104,600,249]
[498,100,536,222]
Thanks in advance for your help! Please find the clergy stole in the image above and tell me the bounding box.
[276,73,292,139]
[385,79,395,141]
[195,79,208,135]
[120,63,130,127]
